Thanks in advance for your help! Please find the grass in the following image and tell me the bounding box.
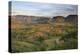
[11,23,78,52]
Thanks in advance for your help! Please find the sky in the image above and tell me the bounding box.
[11,1,78,17]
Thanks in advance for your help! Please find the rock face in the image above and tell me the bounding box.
[52,16,65,35]
[10,15,78,25]
[11,15,50,24]
[65,15,78,26]
[52,16,64,23]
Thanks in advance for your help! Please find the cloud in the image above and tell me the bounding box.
[12,1,78,17]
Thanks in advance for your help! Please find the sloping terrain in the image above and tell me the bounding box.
[10,15,78,52]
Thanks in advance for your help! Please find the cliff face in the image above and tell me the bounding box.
[65,15,78,26]
[52,16,64,23]
[51,15,78,26]
[11,15,50,24]
[10,15,78,25]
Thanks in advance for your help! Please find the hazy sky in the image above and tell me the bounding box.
[11,1,78,17]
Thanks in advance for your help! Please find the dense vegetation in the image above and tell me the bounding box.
[11,15,78,53]
[11,23,78,53]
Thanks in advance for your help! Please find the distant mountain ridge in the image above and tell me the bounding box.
[10,15,78,25]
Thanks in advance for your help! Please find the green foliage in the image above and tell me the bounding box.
[11,41,39,53]
[11,23,78,52]
[59,30,78,49]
